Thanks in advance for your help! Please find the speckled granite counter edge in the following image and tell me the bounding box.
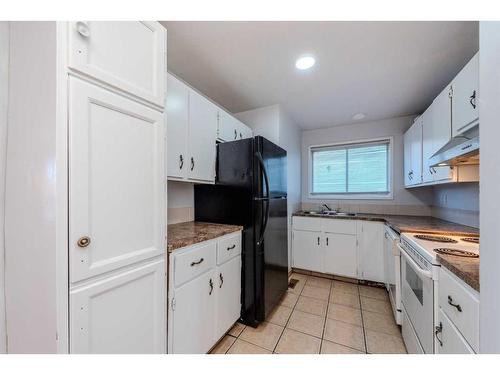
[437,255,480,292]
[167,222,243,253]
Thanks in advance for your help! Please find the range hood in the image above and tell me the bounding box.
[429,126,479,167]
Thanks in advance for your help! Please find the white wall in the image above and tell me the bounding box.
[301,115,433,215]
[431,183,479,228]
[0,21,9,354]
[479,21,500,353]
[234,105,280,145]
[167,181,194,224]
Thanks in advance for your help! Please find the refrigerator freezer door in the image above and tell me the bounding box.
[255,136,287,199]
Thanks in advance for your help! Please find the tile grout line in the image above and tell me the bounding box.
[358,292,369,354]
[271,279,302,354]
[318,280,332,354]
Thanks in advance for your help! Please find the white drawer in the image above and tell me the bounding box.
[292,216,323,232]
[438,268,479,352]
[217,232,241,265]
[174,242,216,287]
[436,308,475,354]
[322,219,356,235]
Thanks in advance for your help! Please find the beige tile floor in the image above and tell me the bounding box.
[210,272,407,354]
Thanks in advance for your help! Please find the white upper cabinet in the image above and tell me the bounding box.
[451,53,479,137]
[68,21,166,108]
[404,119,422,187]
[166,73,218,184]
[422,105,435,184]
[218,110,253,142]
[188,90,218,182]
[166,74,188,179]
[69,78,165,282]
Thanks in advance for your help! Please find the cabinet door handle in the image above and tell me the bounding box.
[190,157,195,171]
[219,273,224,288]
[447,295,462,312]
[326,237,329,246]
[190,258,204,267]
[435,322,443,347]
[234,129,238,140]
[469,90,476,109]
[317,237,320,246]
[209,278,214,295]
[76,21,90,38]
[227,244,236,251]
[432,167,437,174]
[179,154,184,169]
[240,132,243,139]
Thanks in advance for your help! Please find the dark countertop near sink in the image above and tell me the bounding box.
[167,221,243,253]
[293,211,479,236]
[293,211,480,290]
[436,253,480,292]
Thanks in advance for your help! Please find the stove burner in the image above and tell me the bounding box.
[461,237,479,244]
[414,234,458,243]
[434,248,479,258]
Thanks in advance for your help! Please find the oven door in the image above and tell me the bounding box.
[399,244,435,354]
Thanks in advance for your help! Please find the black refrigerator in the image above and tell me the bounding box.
[194,136,288,327]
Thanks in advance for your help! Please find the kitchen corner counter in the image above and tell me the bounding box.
[293,211,479,236]
[437,254,480,292]
[167,221,243,253]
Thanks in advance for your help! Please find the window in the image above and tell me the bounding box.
[310,139,391,198]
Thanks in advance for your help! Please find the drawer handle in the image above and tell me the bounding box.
[234,129,237,140]
[227,244,236,251]
[435,322,443,347]
[326,237,329,246]
[190,258,204,267]
[179,154,184,169]
[209,278,214,295]
[317,236,320,246]
[447,295,462,312]
[190,157,195,171]
[219,273,224,288]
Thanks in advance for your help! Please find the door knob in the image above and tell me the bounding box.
[76,21,90,38]
[77,236,91,248]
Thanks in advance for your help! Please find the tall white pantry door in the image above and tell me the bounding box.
[68,78,165,282]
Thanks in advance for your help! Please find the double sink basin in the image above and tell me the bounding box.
[300,210,357,217]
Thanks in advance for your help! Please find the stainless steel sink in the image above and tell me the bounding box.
[300,211,356,217]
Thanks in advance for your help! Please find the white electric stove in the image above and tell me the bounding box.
[398,232,479,354]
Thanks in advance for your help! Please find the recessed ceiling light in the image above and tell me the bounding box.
[352,113,366,120]
[295,55,315,70]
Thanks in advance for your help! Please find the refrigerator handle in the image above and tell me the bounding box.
[254,152,270,199]
[257,199,270,246]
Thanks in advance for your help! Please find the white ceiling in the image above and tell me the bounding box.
[160,21,478,130]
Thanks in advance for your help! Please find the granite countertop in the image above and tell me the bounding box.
[167,221,243,253]
[436,254,480,292]
[293,211,479,236]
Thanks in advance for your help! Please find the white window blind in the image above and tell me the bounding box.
[311,140,390,195]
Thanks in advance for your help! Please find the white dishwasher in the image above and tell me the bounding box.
[383,225,402,325]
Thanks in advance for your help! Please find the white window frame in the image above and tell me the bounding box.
[308,136,394,200]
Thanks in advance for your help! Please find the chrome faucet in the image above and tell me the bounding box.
[322,203,332,212]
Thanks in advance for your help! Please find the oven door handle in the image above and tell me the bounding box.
[397,243,433,279]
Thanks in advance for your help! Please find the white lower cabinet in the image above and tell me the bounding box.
[436,309,474,354]
[172,269,217,354]
[292,217,385,282]
[357,221,385,283]
[168,232,242,353]
[292,230,323,272]
[216,256,242,339]
[324,233,357,278]
[436,267,479,353]
[70,258,166,354]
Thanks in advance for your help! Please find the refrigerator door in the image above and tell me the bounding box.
[254,136,287,199]
[258,197,288,319]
